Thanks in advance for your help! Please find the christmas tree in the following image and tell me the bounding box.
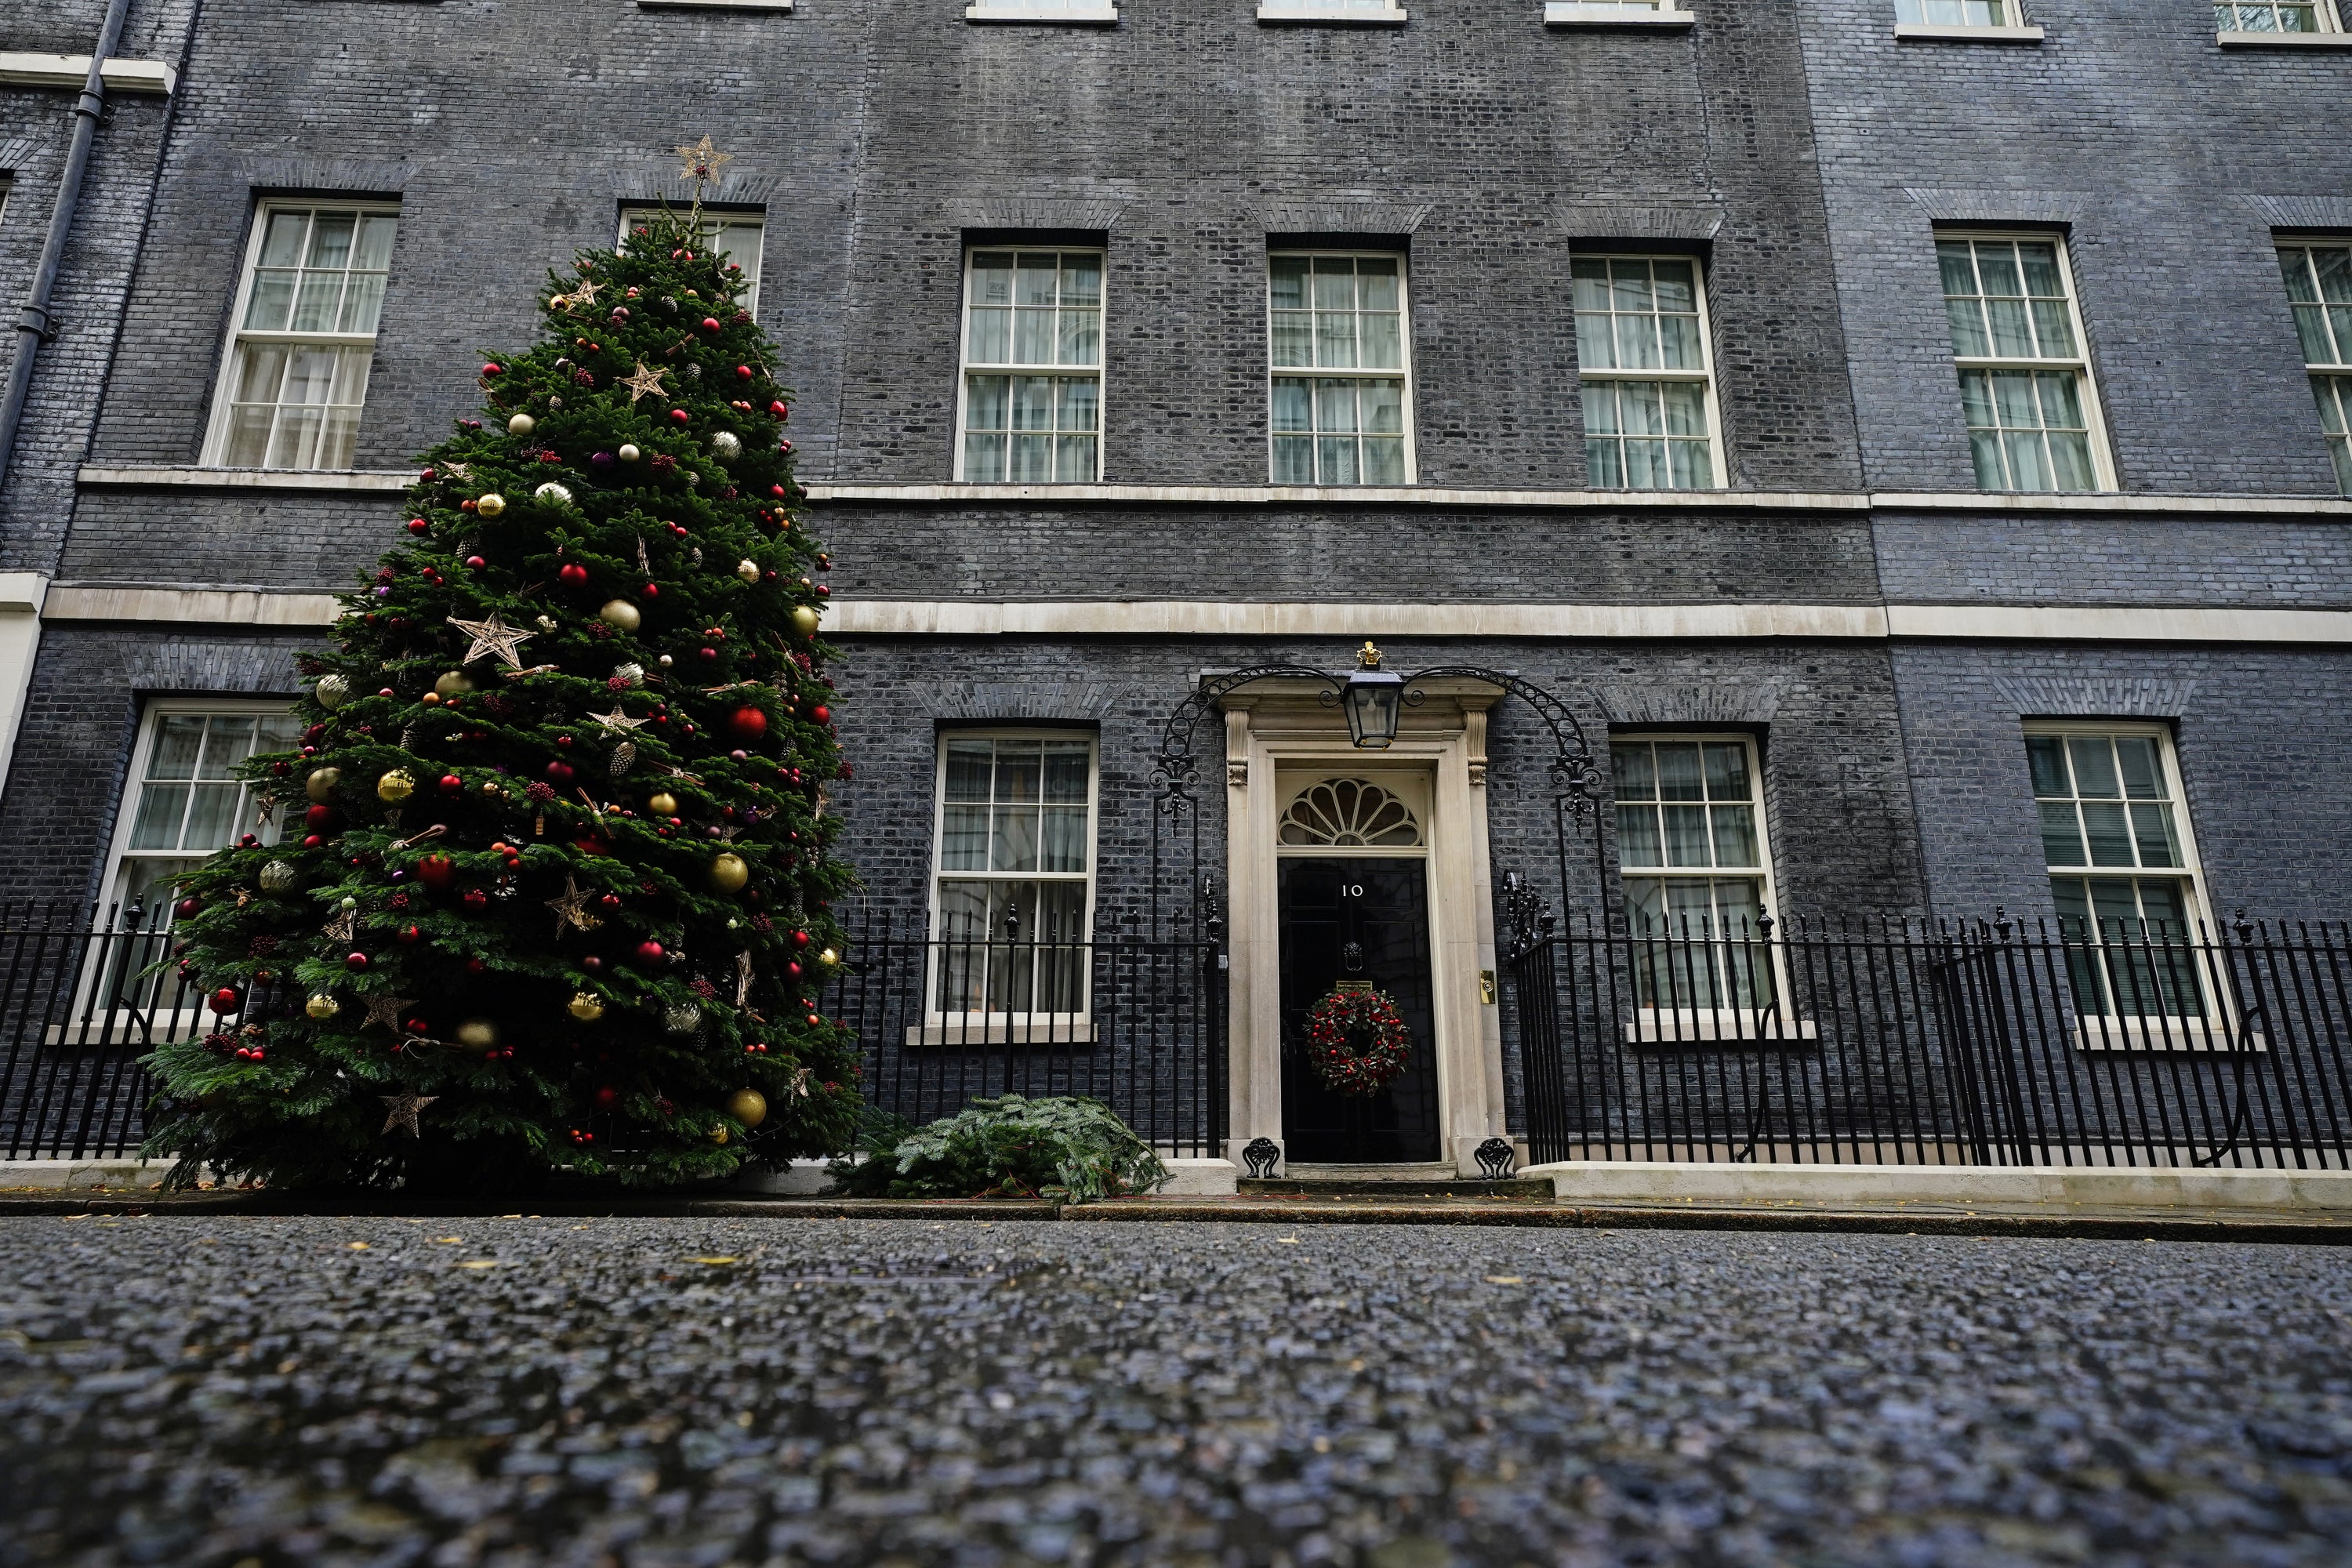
[145,144,862,1191]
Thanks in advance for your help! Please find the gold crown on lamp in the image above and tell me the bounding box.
[1356,641,1383,670]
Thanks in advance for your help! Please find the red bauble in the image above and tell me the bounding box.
[305,804,336,830]
[633,940,666,967]
[481,362,503,377]
[810,705,831,724]
[176,897,201,920]
[597,894,622,911]
[593,1085,620,1110]
[396,924,421,945]
[345,952,369,971]
[209,987,241,1014]
[670,408,691,424]
[726,706,768,745]
[700,317,720,332]
[465,555,487,571]
[769,401,787,418]
[416,855,456,891]
[545,760,575,786]
[406,518,429,535]
[439,774,463,795]
[792,929,811,949]
[466,957,486,975]
[559,562,590,587]
[463,888,489,912]
[302,834,323,849]
[735,365,753,379]
[699,647,717,662]
[582,954,604,972]
[642,583,659,597]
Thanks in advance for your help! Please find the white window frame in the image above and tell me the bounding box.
[78,700,300,1042]
[619,206,766,315]
[1610,733,1809,1044]
[920,729,1102,1044]
[953,246,1107,485]
[1937,228,2117,494]
[2216,0,2344,42]
[1573,250,1728,492]
[2023,720,2246,1051]
[1891,0,2045,38]
[1258,0,1409,23]
[200,198,400,471]
[2278,238,2352,496]
[1266,249,1417,488]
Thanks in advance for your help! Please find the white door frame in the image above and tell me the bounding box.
[1220,677,1504,1174]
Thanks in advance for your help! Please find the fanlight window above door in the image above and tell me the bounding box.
[1280,779,1422,848]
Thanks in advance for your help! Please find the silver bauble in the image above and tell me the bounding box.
[710,430,742,460]
[314,673,350,710]
[258,859,299,892]
[534,481,573,506]
[663,1000,702,1034]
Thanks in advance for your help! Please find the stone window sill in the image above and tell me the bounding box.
[1544,4,1695,26]
[1891,23,2044,41]
[967,2,1119,20]
[0,52,176,93]
[2216,28,2352,45]
[78,464,410,492]
[1258,2,1409,24]
[636,0,791,12]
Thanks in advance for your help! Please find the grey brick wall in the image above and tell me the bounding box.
[1793,0,2352,497]
[1872,509,2352,608]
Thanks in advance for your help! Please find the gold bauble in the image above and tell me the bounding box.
[433,670,474,698]
[707,1124,730,1145]
[305,993,340,1021]
[728,1088,768,1128]
[314,673,350,710]
[598,599,642,632]
[709,852,750,893]
[566,991,606,1022]
[475,492,506,517]
[454,1016,501,1049]
[735,559,760,584]
[646,791,678,817]
[818,947,840,968]
[506,413,535,436]
[376,768,416,804]
[305,766,341,803]
[258,859,299,892]
[790,605,821,638]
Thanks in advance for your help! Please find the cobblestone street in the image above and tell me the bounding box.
[3,1216,2349,1566]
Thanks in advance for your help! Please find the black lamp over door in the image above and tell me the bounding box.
[1341,641,1405,750]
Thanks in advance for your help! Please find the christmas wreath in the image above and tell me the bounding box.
[1304,985,1413,1096]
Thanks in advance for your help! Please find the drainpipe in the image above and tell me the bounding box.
[0,0,136,495]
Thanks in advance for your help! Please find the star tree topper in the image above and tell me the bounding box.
[447,612,533,670]
[675,134,735,212]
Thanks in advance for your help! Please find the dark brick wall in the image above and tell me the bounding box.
[1873,510,2352,608]
[1794,0,2352,497]
[1889,644,2352,923]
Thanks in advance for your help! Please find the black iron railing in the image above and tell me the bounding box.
[826,910,1229,1158]
[1506,908,2352,1169]
[0,903,200,1160]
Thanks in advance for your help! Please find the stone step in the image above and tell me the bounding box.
[1240,1177,1556,1200]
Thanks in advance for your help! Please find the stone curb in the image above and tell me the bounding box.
[5,1191,2350,1242]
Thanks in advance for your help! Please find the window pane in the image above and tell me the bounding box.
[1612,742,1657,801]
[127,783,189,851]
[1361,379,1404,434]
[2130,803,2180,869]
[148,715,205,780]
[1272,435,1313,485]
[1316,435,1359,485]
[2081,801,2136,867]
[245,271,296,332]
[1269,256,1308,310]
[182,783,241,851]
[1356,256,1399,308]
[945,741,993,802]
[1042,746,1090,803]
[991,807,1040,873]
[2026,735,2068,797]
[968,307,1011,364]
[257,209,307,267]
[2041,801,2085,866]
[2114,735,2164,799]
[1615,804,1663,867]
[2067,735,2119,797]
[1311,257,1355,310]
[1272,311,1313,368]
[1700,741,1748,799]
[1359,310,1402,370]
[1361,437,1406,485]
[1662,804,1712,867]
[941,805,989,871]
[1710,804,1759,869]
[1316,311,1358,368]
[1040,807,1088,873]
[1654,742,1704,800]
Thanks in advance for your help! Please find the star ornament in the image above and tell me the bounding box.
[380,1091,439,1138]
[361,993,418,1033]
[675,134,735,187]
[546,876,604,938]
[586,702,650,735]
[447,612,533,670]
[554,278,603,310]
[619,361,669,405]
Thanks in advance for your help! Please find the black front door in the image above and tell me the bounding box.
[1278,857,1439,1163]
